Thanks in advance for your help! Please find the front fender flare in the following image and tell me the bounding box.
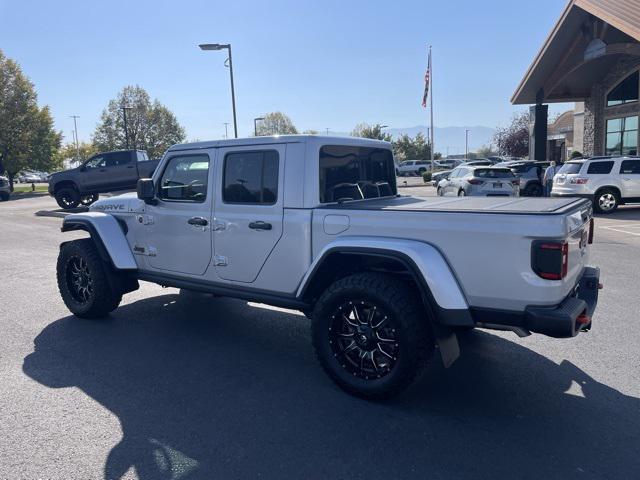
[297,236,472,326]
[61,212,137,270]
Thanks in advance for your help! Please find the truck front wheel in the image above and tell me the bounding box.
[55,187,80,209]
[80,194,99,206]
[57,239,122,318]
[311,272,434,399]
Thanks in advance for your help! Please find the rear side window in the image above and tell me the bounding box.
[620,159,640,174]
[474,168,514,179]
[319,146,397,203]
[558,162,583,174]
[159,154,210,202]
[137,151,150,162]
[109,151,132,166]
[223,150,279,204]
[587,161,614,174]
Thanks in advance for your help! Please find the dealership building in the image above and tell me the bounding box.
[512,0,640,160]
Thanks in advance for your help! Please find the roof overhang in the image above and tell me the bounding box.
[512,0,640,105]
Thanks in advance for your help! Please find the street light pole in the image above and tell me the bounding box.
[70,115,80,159]
[199,43,238,138]
[254,117,265,136]
[465,129,470,159]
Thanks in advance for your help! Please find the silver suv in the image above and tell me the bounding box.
[437,166,519,197]
[0,176,9,201]
[552,156,640,213]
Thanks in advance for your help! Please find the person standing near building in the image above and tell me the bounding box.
[544,161,560,196]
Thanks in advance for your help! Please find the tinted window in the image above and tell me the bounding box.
[606,116,638,156]
[137,151,150,162]
[159,154,210,202]
[223,150,279,204]
[587,161,614,174]
[620,160,640,174]
[559,162,583,174]
[474,168,515,179]
[607,71,639,107]
[112,152,132,166]
[85,155,106,169]
[510,163,535,174]
[319,146,396,203]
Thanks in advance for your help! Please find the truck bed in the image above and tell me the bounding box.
[325,195,590,215]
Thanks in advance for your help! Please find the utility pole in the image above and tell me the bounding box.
[70,115,80,160]
[121,106,132,149]
[465,129,470,159]
[223,122,229,139]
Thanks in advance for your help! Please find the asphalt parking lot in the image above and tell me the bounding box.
[1,191,639,479]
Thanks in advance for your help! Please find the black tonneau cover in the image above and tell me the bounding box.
[323,195,590,215]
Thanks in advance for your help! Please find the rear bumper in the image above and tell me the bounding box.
[472,267,600,338]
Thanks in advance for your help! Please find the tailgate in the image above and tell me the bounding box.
[563,203,593,289]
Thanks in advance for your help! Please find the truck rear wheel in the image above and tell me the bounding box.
[311,272,434,399]
[80,194,99,206]
[55,187,80,209]
[57,239,122,318]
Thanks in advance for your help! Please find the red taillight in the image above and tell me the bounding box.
[570,177,589,184]
[467,179,482,185]
[532,241,569,280]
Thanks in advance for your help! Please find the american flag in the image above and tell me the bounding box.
[421,50,432,108]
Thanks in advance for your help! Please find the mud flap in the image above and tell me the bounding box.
[433,323,460,368]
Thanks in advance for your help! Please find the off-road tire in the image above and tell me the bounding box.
[593,188,620,214]
[311,272,435,399]
[57,239,122,318]
[55,187,80,209]
[80,194,99,206]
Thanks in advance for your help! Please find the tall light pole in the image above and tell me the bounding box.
[465,129,470,159]
[121,106,132,149]
[254,117,265,136]
[199,43,238,138]
[70,115,80,159]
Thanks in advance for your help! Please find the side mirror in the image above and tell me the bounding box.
[137,178,156,204]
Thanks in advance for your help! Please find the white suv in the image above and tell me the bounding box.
[552,156,640,213]
[395,160,431,176]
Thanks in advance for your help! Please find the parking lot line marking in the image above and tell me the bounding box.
[601,226,640,236]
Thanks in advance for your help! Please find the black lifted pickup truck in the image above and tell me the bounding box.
[48,149,159,209]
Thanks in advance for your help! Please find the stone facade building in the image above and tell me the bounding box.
[512,0,640,160]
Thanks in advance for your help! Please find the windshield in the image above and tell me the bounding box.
[473,168,514,179]
[319,146,397,202]
[558,162,583,175]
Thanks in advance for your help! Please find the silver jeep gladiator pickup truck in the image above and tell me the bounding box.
[56,135,601,398]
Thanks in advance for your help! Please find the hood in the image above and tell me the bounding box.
[89,192,144,214]
[50,167,80,180]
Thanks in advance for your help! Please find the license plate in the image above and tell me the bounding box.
[493,183,502,188]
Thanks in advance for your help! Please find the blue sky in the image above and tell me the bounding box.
[1,0,572,146]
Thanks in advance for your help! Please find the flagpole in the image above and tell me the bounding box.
[429,45,434,161]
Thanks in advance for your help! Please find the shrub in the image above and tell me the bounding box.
[422,171,432,183]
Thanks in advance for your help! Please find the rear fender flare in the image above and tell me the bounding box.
[61,212,137,270]
[297,237,472,326]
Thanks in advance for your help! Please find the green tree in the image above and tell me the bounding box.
[55,141,98,166]
[256,112,298,136]
[476,144,497,158]
[0,50,62,189]
[351,123,392,142]
[93,85,186,158]
[392,132,432,161]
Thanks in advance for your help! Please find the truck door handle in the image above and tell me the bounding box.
[188,217,208,227]
[126,165,134,169]
[249,221,272,230]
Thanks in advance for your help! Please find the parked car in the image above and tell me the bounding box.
[509,161,550,197]
[552,155,640,213]
[437,165,520,197]
[396,160,432,176]
[0,176,10,201]
[430,169,452,187]
[434,159,464,170]
[459,159,494,167]
[18,172,42,183]
[55,135,600,399]
[48,149,159,209]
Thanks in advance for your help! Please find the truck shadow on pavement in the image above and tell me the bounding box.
[23,293,640,479]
